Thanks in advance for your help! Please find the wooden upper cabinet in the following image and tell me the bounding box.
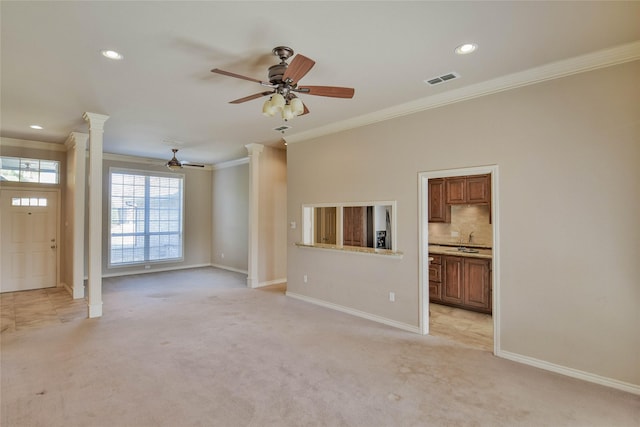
[445,177,466,204]
[446,174,490,205]
[428,178,450,223]
[466,174,491,204]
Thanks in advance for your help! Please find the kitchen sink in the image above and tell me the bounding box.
[446,248,479,253]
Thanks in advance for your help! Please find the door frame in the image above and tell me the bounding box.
[0,186,62,291]
[418,165,500,355]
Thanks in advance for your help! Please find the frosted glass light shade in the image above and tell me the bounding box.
[281,104,295,121]
[290,98,304,115]
[262,99,276,116]
[271,93,285,109]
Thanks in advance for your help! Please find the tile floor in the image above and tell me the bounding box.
[429,303,494,352]
[1,287,86,334]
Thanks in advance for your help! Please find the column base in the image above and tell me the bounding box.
[88,302,103,318]
[247,277,258,289]
[73,286,85,300]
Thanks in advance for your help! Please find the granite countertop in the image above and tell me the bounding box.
[428,244,492,259]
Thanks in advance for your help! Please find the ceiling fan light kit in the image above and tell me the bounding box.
[212,46,354,121]
[166,148,183,171]
[166,148,206,170]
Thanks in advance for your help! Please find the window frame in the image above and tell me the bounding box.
[108,167,185,268]
[0,156,60,184]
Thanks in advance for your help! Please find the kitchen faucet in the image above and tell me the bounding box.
[468,231,474,243]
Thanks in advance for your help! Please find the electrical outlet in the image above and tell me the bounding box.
[303,275,308,283]
[389,292,395,302]
[221,253,225,259]
[144,265,151,270]
[451,231,459,238]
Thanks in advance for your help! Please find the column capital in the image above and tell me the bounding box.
[245,143,264,156]
[82,112,110,130]
[64,132,89,150]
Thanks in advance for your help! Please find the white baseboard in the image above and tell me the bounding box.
[286,291,421,334]
[61,282,72,295]
[102,263,213,278]
[256,278,287,288]
[210,263,249,275]
[498,350,640,395]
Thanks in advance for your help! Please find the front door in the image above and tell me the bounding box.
[0,189,58,293]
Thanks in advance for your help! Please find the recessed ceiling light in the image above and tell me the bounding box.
[30,125,43,130]
[101,49,123,60]
[455,43,478,55]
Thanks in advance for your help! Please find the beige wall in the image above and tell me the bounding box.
[258,146,287,284]
[211,162,249,272]
[287,61,640,386]
[102,159,213,276]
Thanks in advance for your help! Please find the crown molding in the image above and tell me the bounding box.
[284,40,640,145]
[64,132,89,149]
[0,137,67,152]
[212,157,249,170]
[103,152,213,170]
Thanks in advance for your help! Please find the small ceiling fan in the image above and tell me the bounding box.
[166,149,205,171]
[211,46,355,120]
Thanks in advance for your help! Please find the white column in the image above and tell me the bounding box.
[64,132,89,299]
[245,143,263,288]
[83,113,109,318]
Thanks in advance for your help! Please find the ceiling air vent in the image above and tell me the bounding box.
[424,72,460,86]
[273,125,291,133]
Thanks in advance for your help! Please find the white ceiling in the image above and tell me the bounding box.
[2,1,639,165]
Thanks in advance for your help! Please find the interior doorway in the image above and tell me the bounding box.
[1,188,59,293]
[418,165,500,354]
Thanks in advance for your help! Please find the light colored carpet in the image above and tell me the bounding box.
[1,267,638,426]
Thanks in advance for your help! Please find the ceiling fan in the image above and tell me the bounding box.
[166,148,205,171]
[211,46,355,120]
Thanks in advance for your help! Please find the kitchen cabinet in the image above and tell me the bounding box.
[428,179,449,223]
[428,255,443,302]
[446,174,491,205]
[432,254,492,314]
[466,175,491,204]
[463,257,491,311]
[442,256,464,304]
[428,174,491,224]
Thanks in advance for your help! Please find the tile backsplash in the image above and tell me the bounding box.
[429,205,492,247]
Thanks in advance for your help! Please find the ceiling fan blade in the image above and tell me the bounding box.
[211,68,265,84]
[282,54,315,83]
[298,85,355,98]
[229,91,274,104]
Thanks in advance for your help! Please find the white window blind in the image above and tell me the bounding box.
[109,169,184,266]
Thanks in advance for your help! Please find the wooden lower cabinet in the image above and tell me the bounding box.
[428,255,442,302]
[442,256,464,305]
[431,254,491,314]
[463,257,492,311]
